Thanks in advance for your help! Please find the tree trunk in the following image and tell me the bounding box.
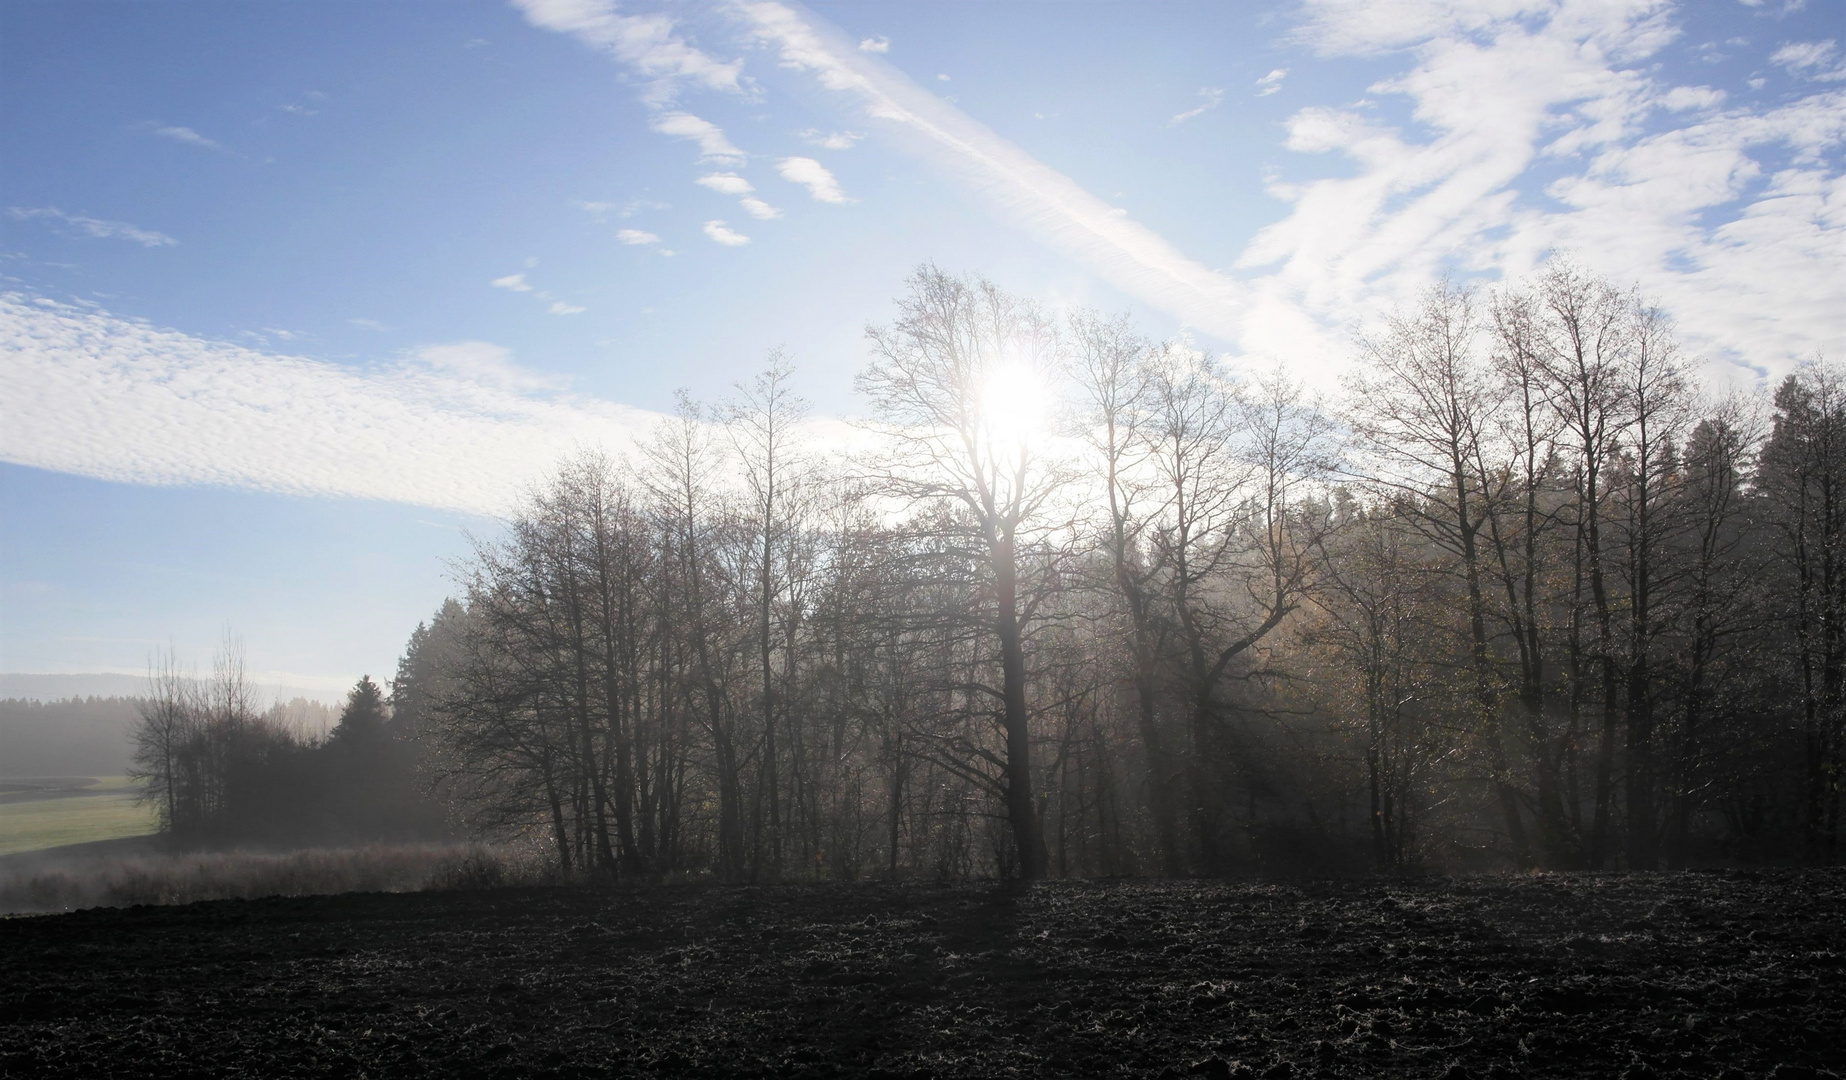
[993,528,1046,879]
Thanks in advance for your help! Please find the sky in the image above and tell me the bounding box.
[2,0,1843,700]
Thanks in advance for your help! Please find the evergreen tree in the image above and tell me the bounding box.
[329,675,388,749]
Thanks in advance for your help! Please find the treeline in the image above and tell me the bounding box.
[399,261,1845,878]
[1,697,142,777]
[131,646,447,845]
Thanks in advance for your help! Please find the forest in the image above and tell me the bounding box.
[133,260,1845,881]
[129,655,446,847]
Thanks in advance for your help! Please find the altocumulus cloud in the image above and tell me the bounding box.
[0,293,657,515]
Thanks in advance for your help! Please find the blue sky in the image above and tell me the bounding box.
[3,0,1843,698]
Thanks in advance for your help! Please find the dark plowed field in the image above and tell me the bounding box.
[3,871,1843,1079]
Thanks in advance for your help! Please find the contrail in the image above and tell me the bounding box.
[731,1,1248,342]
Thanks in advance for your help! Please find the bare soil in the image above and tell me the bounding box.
[2,870,1842,1079]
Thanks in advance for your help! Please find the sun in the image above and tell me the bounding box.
[977,362,1049,453]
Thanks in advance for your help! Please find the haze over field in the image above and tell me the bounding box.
[3,0,1843,693]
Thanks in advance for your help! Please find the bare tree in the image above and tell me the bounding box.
[131,646,197,833]
[1068,310,1183,873]
[1516,260,1637,867]
[643,392,749,879]
[1608,302,1693,868]
[1665,402,1760,866]
[1762,358,1846,861]
[401,259,1833,878]
[1148,358,1331,871]
[1347,280,1533,861]
[857,266,1071,879]
[1306,496,1452,871]
[727,355,814,879]
[1487,286,1574,864]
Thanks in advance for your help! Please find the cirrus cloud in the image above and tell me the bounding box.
[510,0,744,103]
[152,125,225,151]
[7,207,176,248]
[1169,87,1226,125]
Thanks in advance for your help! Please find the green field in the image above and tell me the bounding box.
[0,777,159,856]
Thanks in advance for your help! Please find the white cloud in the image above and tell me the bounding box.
[651,112,746,164]
[524,0,1240,345]
[800,129,863,150]
[0,293,652,515]
[1234,0,1846,383]
[1661,85,1727,110]
[702,220,750,245]
[579,196,669,220]
[279,93,325,117]
[739,196,783,220]
[776,156,850,203]
[1771,40,1846,80]
[1255,69,1288,97]
[696,172,755,195]
[732,1,1248,340]
[240,327,306,346]
[406,341,567,392]
[1170,87,1226,125]
[526,0,1837,389]
[510,0,744,104]
[510,1,758,178]
[153,125,224,151]
[6,206,176,248]
[1292,0,1559,57]
[616,227,661,244]
[493,270,588,315]
[859,36,889,53]
[693,172,781,219]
